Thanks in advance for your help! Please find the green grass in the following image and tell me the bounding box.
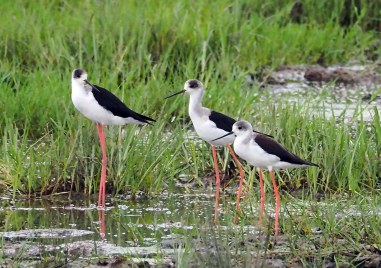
[0,0,380,196]
[1,86,380,197]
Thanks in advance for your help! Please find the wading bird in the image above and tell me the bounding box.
[213,120,318,240]
[165,80,270,224]
[71,69,155,208]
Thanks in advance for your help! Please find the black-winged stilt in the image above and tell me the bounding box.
[165,80,270,224]
[213,120,318,240]
[71,69,155,208]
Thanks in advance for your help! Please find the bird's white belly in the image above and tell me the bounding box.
[71,91,127,125]
[234,140,279,168]
[191,115,235,146]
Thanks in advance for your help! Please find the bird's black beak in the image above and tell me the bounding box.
[253,130,273,138]
[164,89,186,99]
[212,131,234,142]
[84,79,94,88]
[84,79,99,92]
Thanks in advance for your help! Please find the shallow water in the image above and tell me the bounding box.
[0,191,212,266]
[0,191,214,247]
[1,189,381,266]
[1,190,380,244]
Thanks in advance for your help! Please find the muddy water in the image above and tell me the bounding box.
[0,191,257,266]
[0,192,215,246]
[0,191,238,265]
[1,191,381,267]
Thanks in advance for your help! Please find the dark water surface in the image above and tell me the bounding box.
[0,191,221,246]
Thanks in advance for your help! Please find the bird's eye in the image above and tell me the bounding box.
[188,80,198,89]
[238,127,242,130]
[74,69,83,79]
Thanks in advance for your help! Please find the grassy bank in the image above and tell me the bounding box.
[0,0,380,196]
[1,88,380,196]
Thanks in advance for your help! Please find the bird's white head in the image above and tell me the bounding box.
[232,120,253,136]
[183,79,204,95]
[211,119,272,143]
[72,69,88,85]
[164,79,204,100]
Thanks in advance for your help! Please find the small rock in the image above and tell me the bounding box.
[304,68,330,82]
[160,239,184,249]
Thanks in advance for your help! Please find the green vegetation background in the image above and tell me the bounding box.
[0,0,380,196]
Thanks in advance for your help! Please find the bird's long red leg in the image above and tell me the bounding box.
[270,170,280,241]
[96,124,103,207]
[101,124,107,207]
[227,145,245,224]
[212,145,221,224]
[258,168,265,222]
[97,123,107,208]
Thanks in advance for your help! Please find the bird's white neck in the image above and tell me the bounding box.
[235,132,253,145]
[72,80,91,94]
[188,90,204,115]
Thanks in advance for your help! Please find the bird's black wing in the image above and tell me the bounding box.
[209,111,272,137]
[254,135,318,166]
[209,111,236,132]
[91,84,155,124]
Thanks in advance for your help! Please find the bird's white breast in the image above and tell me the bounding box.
[189,109,235,146]
[234,136,307,169]
[71,82,127,125]
[234,136,280,168]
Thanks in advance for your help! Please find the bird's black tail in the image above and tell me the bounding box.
[134,112,156,125]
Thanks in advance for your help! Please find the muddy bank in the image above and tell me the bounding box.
[248,64,381,88]
[1,228,381,267]
[0,240,177,267]
[0,228,177,267]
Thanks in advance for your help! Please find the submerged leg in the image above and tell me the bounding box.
[212,145,221,224]
[270,170,280,241]
[98,209,106,240]
[227,144,245,224]
[258,168,265,222]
